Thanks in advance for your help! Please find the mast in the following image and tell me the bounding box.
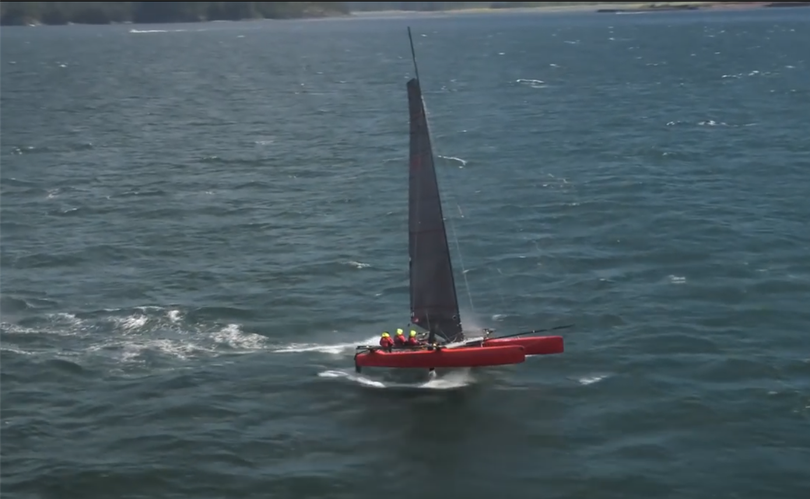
[406,27,464,344]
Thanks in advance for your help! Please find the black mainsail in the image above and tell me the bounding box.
[406,28,464,345]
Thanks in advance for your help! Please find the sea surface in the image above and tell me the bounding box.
[2,7,810,499]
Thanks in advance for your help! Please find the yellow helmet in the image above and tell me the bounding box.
[410,330,417,337]
[381,332,390,338]
[396,328,404,335]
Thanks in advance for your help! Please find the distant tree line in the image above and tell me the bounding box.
[490,2,578,8]
[0,2,350,26]
[345,2,597,11]
[6,1,730,25]
[345,2,491,11]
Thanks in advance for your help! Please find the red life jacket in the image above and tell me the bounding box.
[394,334,407,346]
[406,337,420,346]
[379,337,394,348]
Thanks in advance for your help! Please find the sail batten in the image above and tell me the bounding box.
[407,75,463,344]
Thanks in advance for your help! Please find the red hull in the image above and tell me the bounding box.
[483,335,564,356]
[355,345,525,369]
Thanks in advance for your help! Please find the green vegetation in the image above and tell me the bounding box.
[0,2,350,26]
[490,2,591,8]
[344,2,593,11]
[345,2,491,11]
[2,1,787,25]
[344,2,713,12]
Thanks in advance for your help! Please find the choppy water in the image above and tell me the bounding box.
[2,7,810,499]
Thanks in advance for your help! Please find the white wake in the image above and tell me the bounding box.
[317,368,475,390]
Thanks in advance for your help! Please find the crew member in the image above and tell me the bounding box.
[406,330,421,346]
[394,328,407,346]
[379,332,394,350]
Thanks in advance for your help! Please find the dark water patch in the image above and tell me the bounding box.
[185,306,257,323]
[14,253,84,269]
[8,467,177,499]
[631,332,722,356]
[695,356,784,385]
[8,244,140,270]
[38,358,86,376]
[749,276,810,295]
[0,295,60,315]
[0,220,35,236]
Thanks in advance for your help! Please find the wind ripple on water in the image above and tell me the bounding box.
[3,8,810,499]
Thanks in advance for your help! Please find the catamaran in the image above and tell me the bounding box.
[354,28,568,373]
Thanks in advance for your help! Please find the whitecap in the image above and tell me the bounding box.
[115,315,148,333]
[578,374,609,385]
[0,345,35,356]
[437,155,467,167]
[211,323,267,350]
[516,78,545,89]
[345,261,371,269]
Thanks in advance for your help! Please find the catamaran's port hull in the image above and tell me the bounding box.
[483,335,564,356]
[355,345,525,369]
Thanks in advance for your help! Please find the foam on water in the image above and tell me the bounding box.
[515,78,546,89]
[1,345,35,356]
[317,368,475,390]
[0,306,269,368]
[437,155,468,167]
[577,374,611,385]
[129,29,186,34]
[272,335,378,355]
[271,312,492,390]
[344,261,371,269]
[269,311,497,356]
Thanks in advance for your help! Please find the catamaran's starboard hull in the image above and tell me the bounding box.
[355,345,525,369]
[483,335,564,356]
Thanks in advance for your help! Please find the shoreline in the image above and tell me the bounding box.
[0,2,350,27]
[347,2,805,19]
[5,2,809,27]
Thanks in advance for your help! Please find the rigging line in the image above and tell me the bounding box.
[449,203,475,315]
[420,96,476,318]
[417,91,509,327]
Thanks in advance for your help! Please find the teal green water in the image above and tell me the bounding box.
[2,8,810,499]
